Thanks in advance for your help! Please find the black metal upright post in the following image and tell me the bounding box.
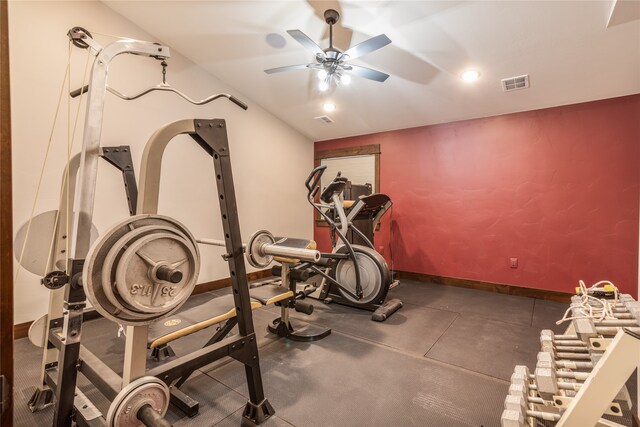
[53,259,86,427]
[190,119,274,423]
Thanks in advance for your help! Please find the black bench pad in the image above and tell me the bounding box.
[147,294,261,349]
[249,284,293,306]
[273,237,316,250]
[147,285,293,349]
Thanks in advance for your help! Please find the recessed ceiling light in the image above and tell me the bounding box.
[318,81,329,92]
[461,69,480,82]
[323,102,336,112]
[340,74,351,85]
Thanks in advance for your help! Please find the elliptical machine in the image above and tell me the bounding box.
[297,166,402,321]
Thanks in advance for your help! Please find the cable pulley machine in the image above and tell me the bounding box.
[27,27,273,427]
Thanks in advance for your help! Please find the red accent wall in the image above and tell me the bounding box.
[315,95,640,297]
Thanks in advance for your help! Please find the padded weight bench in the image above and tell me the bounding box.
[147,238,317,359]
[146,286,293,417]
[148,288,293,356]
[148,294,262,357]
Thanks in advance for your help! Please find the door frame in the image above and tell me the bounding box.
[0,0,15,424]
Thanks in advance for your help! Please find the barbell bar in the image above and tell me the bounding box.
[197,230,321,268]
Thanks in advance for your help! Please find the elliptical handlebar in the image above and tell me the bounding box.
[305,165,346,207]
[304,165,340,241]
[305,165,327,198]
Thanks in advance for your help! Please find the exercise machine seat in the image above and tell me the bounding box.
[249,284,294,306]
[349,194,391,217]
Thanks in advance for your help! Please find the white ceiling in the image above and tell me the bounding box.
[103,1,640,141]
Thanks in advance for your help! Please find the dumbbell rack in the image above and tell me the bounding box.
[31,29,274,426]
[502,293,640,427]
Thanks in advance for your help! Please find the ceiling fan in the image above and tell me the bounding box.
[264,9,392,89]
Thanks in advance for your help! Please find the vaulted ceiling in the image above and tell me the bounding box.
[104,1,640,140]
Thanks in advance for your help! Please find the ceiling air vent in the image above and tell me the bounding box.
[501,74,530,92]
[315,115,334,124]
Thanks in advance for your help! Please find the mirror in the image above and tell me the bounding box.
[314,144,380,226]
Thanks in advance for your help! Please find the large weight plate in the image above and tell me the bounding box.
[28,314,48,348]
[115,231,198,314]
[246,230,275,268]
[106,376,169,427]
[100,225,193,319]
[13,210,99,276]
[84,214,200,325]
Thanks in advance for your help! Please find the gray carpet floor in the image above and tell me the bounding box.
[12,280,631,426]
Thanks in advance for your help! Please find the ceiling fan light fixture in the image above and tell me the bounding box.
[318,80,329,92]
[263,9,392,86]
[323,102,336,112]
[461,69,480,83]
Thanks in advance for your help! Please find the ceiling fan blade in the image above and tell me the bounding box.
[341,34,392,61]
[287,30,326,58]
[264,64,314,74]
[344,65,390,82]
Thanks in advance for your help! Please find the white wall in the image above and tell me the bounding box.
[9,1,313,324]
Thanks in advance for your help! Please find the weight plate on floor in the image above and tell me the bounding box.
[115,231,198,314]
[84,214,200,325]
[106,376,169,427]
[246,230,275,268]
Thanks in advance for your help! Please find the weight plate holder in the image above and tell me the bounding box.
[246,230,275,268]
[106,376,169,427]
[84,214,200,325]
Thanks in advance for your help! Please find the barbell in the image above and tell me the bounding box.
[83,214,319,325]
[197,229,321,269]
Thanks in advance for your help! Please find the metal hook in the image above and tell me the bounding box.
[161,60,168,84]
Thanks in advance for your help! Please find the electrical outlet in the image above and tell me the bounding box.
[510,258,518,269]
